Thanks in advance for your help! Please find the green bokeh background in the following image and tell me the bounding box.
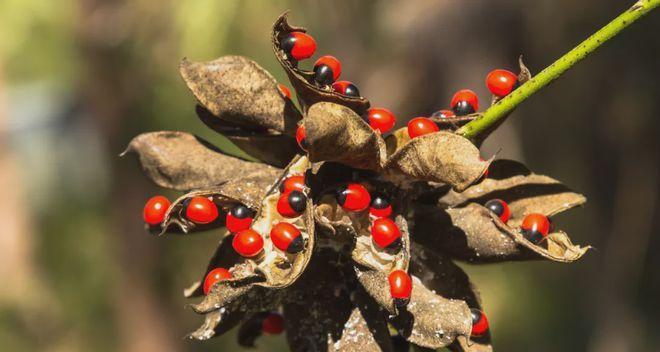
[1,1,659,351]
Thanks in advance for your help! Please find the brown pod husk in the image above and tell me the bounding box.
[180,55,301,133]
[384,131,490,191]
[188,309,241,341]
[410,246,492,352]
[123,131,277,191]
[196,105,299,167]
[185,234,244,298]
[305,102,386,170]
[283,250,393,352]
[439,159,587,227]
[414,203,590,263]
[158,169,280,234]
[384,127,411,157]
[249,156,315,289]
[352,210,411,314]
[359,270,472,349]
[272,13,370,115]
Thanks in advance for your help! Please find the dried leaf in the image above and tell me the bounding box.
[196,105,299,167]
[384,132,490,191]
[123,131,277,191]
[272,13,370,115]
[413,203,590,263]
[224,134,299,168]
[180,56,301,133]
[440,159,587,227]
[305,102,386,170]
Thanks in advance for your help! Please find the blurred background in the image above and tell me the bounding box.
[1,0,658,351]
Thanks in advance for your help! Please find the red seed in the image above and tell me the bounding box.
[203,268,232,295]
[232,229,264,257]
[388,270,412,304]
[225,205,254,233]
[143,195,171,225]
[261,312,285,334]
[337,184,371,212]
[371,218,401,248]
[296,125,307,151]
[331,80,360,97]
[366,108,396,134]
[270,222,303,254]
[407,117,438,138]
[451,89,479,115]
[280,175,306,193]
[313,55,342,84]
[486,69,518,97]
[277,83,291,99]
[281,32,317,60]
[470,309,489,337]
[484,199,511,223]
[185,196,219,224]
[369,193,392,219]
[277,191,307,218]
[521,213,550,237]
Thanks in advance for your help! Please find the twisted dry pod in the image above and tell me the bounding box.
[124,12,590,351]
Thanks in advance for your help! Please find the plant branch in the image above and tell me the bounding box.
[456,0,659,140]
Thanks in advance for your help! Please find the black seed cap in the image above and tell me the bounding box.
[484,199,504,218]
[314,64,335,86]
[470,308,483,325]
[371,193,390,209]
[231,204,253,219]
[336,186,348,206]
[344,83,360,97]
[523,229,544,244]
[452,100,475,116]
[286,235,305,254]
[280,34,296,54]
[394,298,409,308]
[288,191,307,213]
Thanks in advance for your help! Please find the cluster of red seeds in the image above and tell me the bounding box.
[331,183,412,307]
[279,31,398,149]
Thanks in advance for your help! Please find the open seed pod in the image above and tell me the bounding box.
[272,12,370,115]
[414,160,590,263]
[155,169,280,234]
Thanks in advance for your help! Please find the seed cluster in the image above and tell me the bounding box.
[127,12,591,351]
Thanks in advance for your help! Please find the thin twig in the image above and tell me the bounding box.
[456,0,659,140]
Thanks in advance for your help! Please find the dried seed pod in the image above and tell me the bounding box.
[272,13,370,115]
[305,102,386,170]
[123,131,278,191]
[157,169,280,234]
[180,56,301,133]
[414,203,590,263]
[384,131,490,191]
[439,159,586,227]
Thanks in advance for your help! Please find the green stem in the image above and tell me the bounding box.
[457,0,659,140]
